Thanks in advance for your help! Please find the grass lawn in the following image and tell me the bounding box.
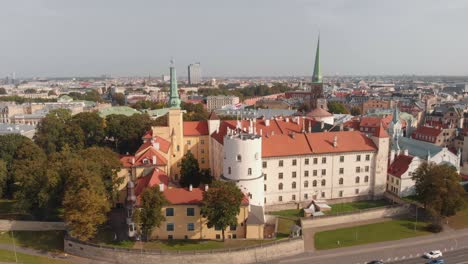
[447,194,468,229]
[314,219,430,250]
[276,217,297,238]
[0,248,71,264]
[324,200,391,215]
[141,238,273,251]
[91,228,135,248]
[269,209,302,219]
[0,231,65,252]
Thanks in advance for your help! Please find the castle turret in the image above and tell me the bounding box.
[222,132,264,207]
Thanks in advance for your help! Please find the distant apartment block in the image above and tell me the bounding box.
[206,95,239,111]
[188,63,202,85]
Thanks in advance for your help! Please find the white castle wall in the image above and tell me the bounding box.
[223,133,264,207]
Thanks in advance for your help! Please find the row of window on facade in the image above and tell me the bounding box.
[263,154,371,168]
[234,153,260,162]
[261,168,370,180]
[186,139,205,146]
[165,223,237,232]
[272,188,361,202]
[268,176,370,191]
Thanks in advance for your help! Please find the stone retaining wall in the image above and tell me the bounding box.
[64,237,304,264]
[301,205,410,229]
[0,220,65,231]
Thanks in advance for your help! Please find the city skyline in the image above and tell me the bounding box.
[1,0,468,78]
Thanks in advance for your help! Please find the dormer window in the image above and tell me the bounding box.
[143,158,149,164]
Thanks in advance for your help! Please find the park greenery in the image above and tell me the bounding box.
[200,181,244,241]
[179,151,213,187]
[327,101,349,114]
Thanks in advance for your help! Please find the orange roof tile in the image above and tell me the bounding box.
[134,147,167,166]
[388,154,414,178]
[163,188,205,205]
[183,121,209,136]
[307,107,333,118]
[305,131,377,154]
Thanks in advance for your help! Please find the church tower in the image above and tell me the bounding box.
[309,35,327,110]
[167,60,185,179]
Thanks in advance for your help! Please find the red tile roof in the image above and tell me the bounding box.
[163,188,205,205]
[142,130,152,140]
[153,136,171,153]
[120,155,134,168]
[411,126,442,143]
[262,131,377,157]
[134,169,169,206]
[184,121,209,136]
[134,147,167,166]
[388,154,414,178]
[374,122,390,138]
[307,107,333,118]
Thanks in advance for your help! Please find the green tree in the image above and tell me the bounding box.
[138,185,167,240]
[71,112,105,147]
[0,134,30,197]
[34,109,84,154]
[327,102,349,114]
[24,88,37,94]
[79,147,122,202]
[63,158,110,240]
[112,93,126,105]
[181,102,209,121]
[11,140,59,219]
[132,100,166,110]
[0,160,7,198]
[105,113,154,154]
[350,106,362,116]
[179,151,201,187]
[200,181,244,241]
[200,169,213,185]
[412,163,466,218]
[48,90,57,96]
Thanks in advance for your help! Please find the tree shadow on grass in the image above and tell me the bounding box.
[11,231,65,252]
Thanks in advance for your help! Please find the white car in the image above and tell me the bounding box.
[423,250,443,259]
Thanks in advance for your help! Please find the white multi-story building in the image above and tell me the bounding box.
[206,95,240,111]
[188,63,202,85]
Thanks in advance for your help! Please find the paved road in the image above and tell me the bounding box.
[391,248,468,263]
[273,228,468,264]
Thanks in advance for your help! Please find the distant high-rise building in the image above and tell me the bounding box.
[188,63,202,85]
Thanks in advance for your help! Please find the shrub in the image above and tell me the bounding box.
[426,223,443,233]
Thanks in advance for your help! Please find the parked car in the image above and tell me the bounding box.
[367,261,384,264]
[427,259,445,264]
[423,250,443,259]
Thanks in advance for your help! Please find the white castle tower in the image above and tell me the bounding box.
[223,131,264,207]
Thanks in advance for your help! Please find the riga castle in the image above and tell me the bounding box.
[120,38,390,214]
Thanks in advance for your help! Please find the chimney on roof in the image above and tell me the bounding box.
[291,132,295,139]
[265,119,270,127]
[308,121,312,133]
[271,131,275,136]
[285,117,289,122]
[390,149,396,163]
[152,155,156,165]
[321,121,324,130]
[260,129,263,136]
[340,123,344,131]
[403,149,409,156]
[153,142,160,150]
[189,184,193,192]
[159,183,165,192]
[333,135,338,147]
[131,157,135,164]
[204,185,209,192]
[126,152,129,155]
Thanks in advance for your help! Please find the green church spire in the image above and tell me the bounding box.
[168,59,181,108]
[312,35,322,83]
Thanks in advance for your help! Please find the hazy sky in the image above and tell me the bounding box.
[1,0,468,78]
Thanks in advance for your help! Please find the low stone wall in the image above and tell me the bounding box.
[301,205,410,229]
[0,220,65,231]
[64,237,304,264]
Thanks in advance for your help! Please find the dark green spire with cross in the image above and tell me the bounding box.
[168,58,181,108]
[312,35,322,83]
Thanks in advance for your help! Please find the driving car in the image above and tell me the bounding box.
[427,259,445,264]
[423,250,443,259]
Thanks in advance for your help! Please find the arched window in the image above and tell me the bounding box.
[364,176,369,183]
[236,155,242,161]
[339,178,344,185]
[292,182,296,189]
[264,184,267,191]
[321,180,326,186]
[313,180,317,187]
[278,183,283,190]
[355,176,360,184]
[228,167,231,174]
[304,181,309,188]
[248,168,252,175]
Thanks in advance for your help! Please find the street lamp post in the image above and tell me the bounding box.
[11,230,18,263]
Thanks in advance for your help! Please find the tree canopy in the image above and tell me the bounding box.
[412,162,466,218]
[179,151,201,187]
[327,102,349,114]
[200,181,244,241]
